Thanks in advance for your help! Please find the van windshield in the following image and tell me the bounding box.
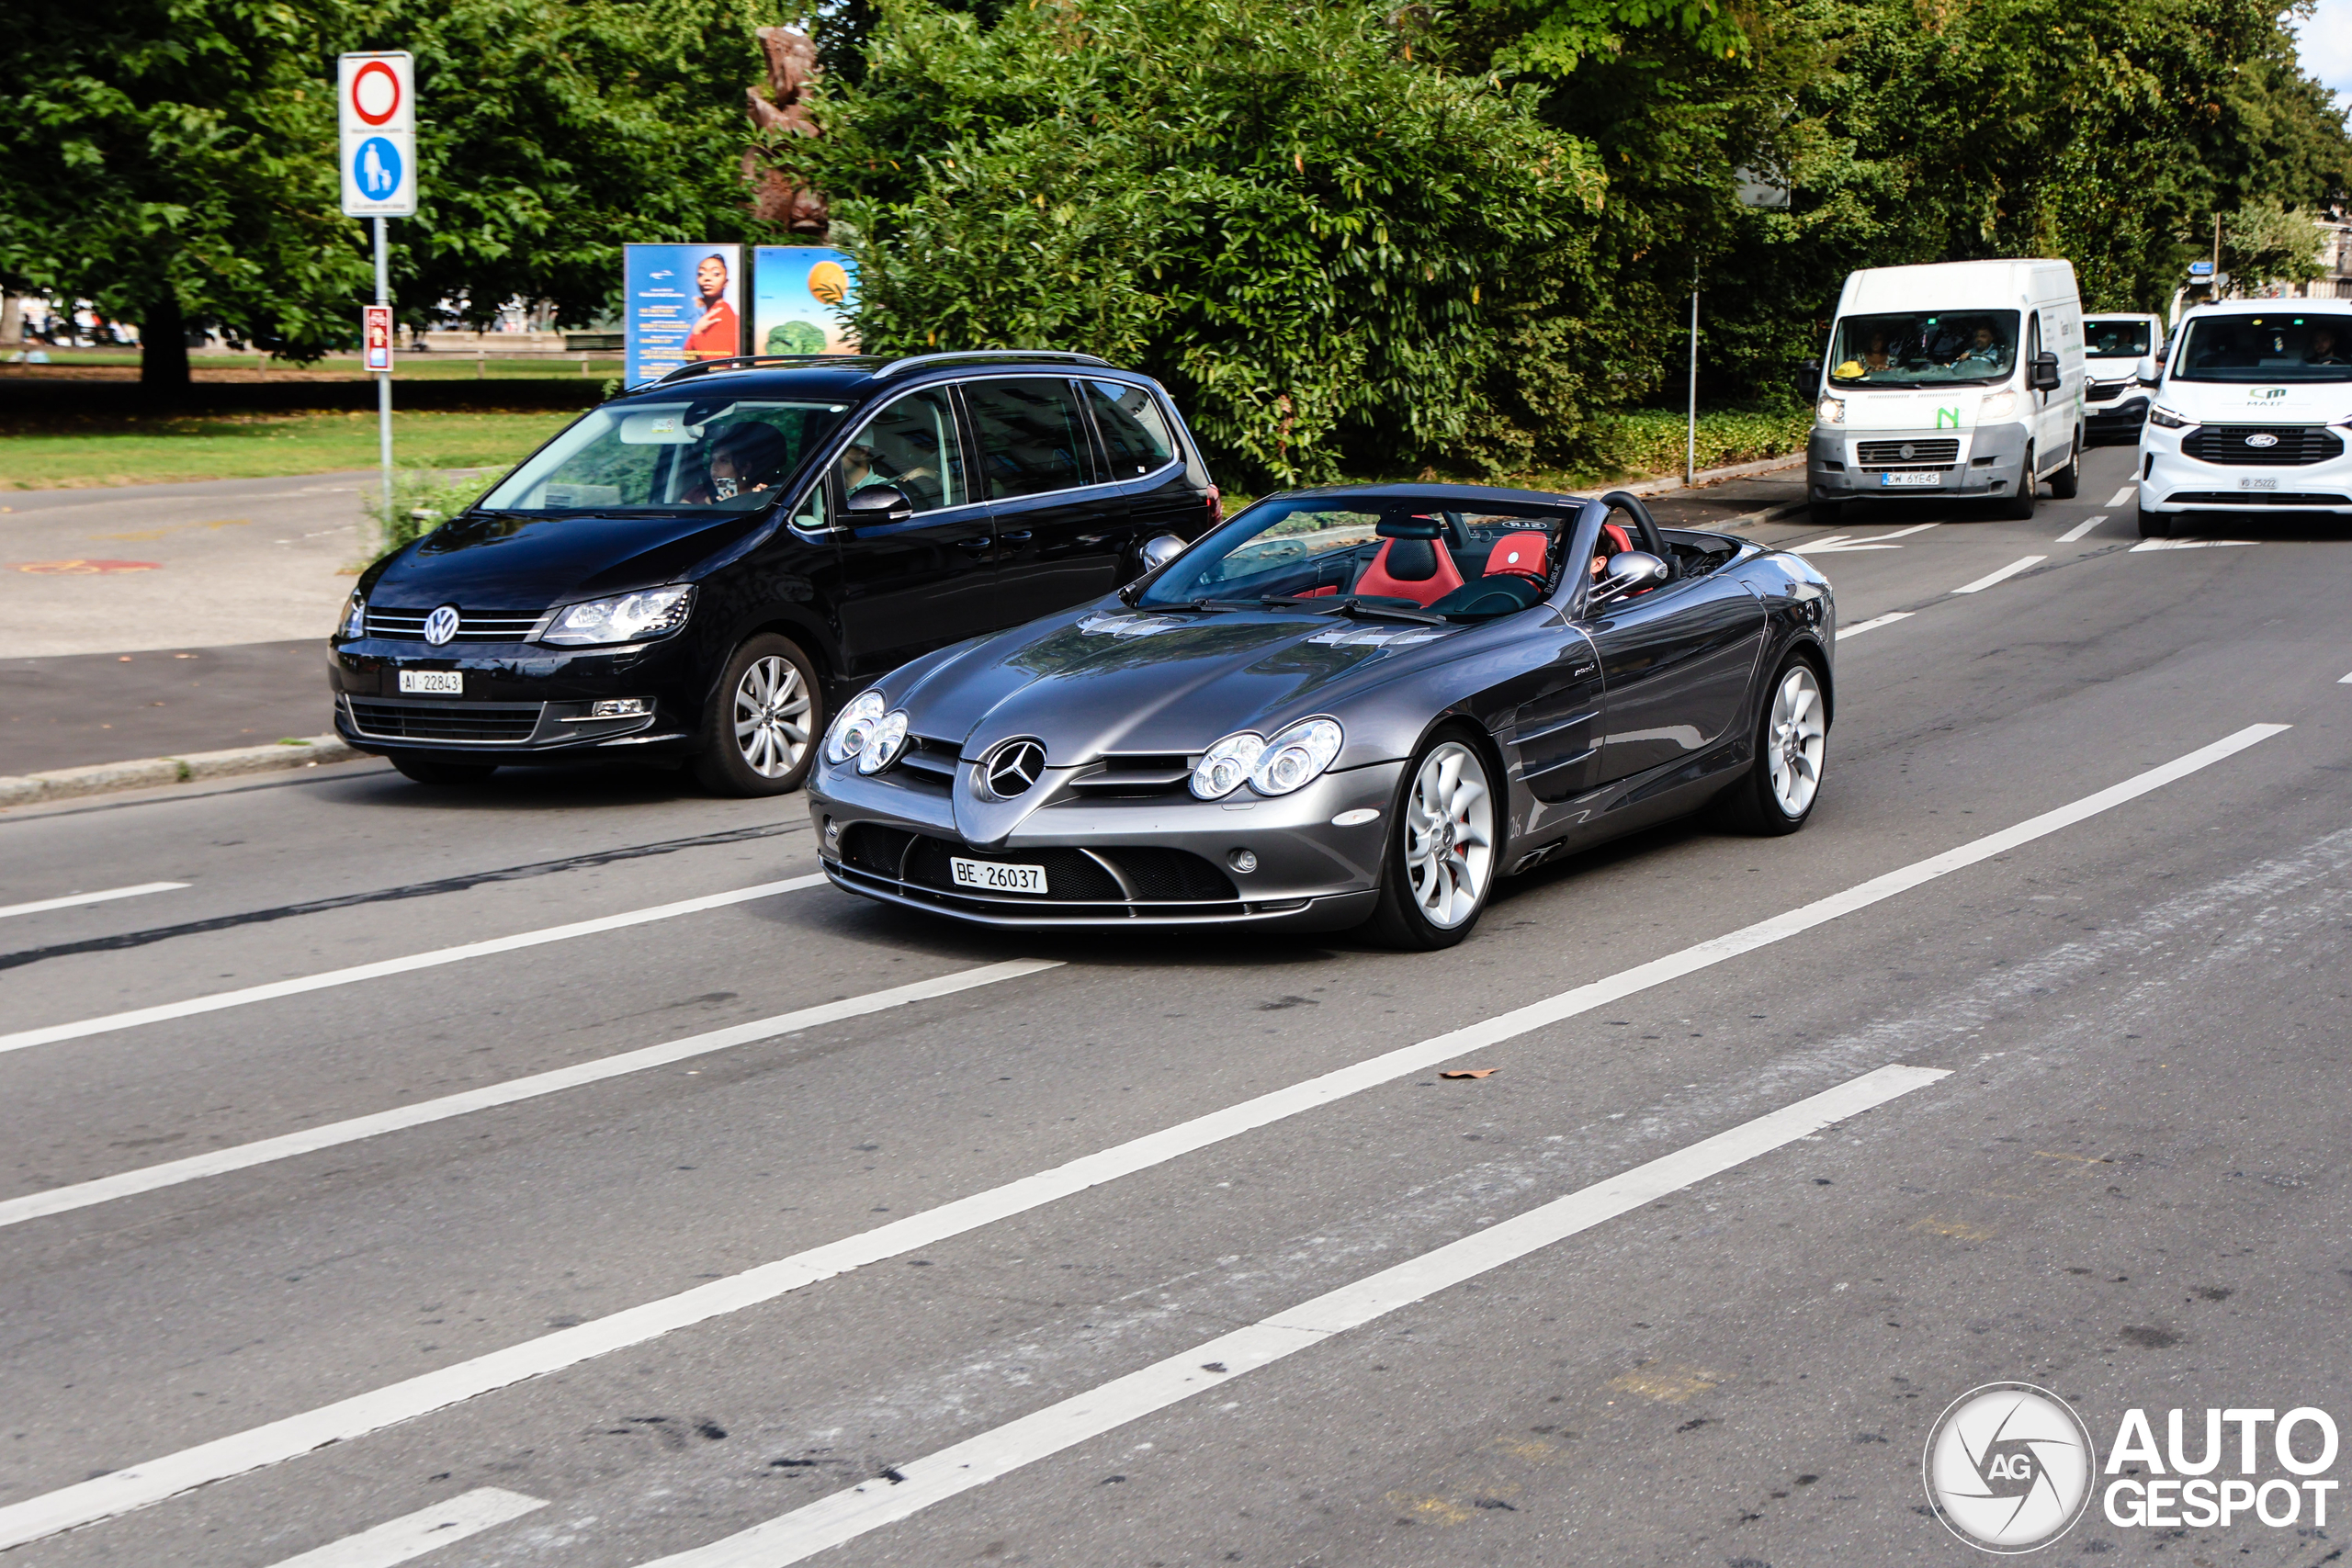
[2085,319,2153,357]
[477,399,847,513]
[2172,313,2352,383]
[1828,310,2019,388]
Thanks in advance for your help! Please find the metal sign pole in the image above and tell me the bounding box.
[1685,282,1699,487]
[375,216,393,522]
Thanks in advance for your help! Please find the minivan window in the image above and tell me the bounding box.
[837,387,967,512]
[964,378,1095,498]
[1086,380,1177,477]
[479,400,843,513]
[2085,319,2153,356]
[2173,313,2352,383]
[1829,310,2019,387]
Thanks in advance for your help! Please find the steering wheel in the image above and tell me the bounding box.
[1598,491,1677,581]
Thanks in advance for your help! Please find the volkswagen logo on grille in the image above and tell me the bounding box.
[1898,442,1917,460]
[980,739,1046,800]
[423,605,461,646]
[2245,432,2279,448]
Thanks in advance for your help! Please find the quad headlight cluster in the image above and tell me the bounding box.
[824,689,910,774]
[1189,717,1344,800]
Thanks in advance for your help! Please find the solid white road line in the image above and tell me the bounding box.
[0,882,187,920]
[1836,612,1914,641]
[1951,555,2046,594]
[0,723,2286,1553]
[0,960,1061,1232]
[2129,537,2255,553]
[2106,485,2134,507]
[264,1488,546,1568]
[0,874,827,1057]
[2055,514,2107,543]
[1872,521,1942,540]
[641,1066,1951,1568]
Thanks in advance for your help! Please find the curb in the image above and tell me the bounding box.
[1615,451,1804,499]
[0,733,365,810]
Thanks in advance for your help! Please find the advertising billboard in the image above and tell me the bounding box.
[752,246,859,357]
[624,243,743,387]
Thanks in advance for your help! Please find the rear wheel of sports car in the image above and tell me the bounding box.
[1718,655,1827,836]
[388,751,497,785]
[691,634,822,797]
[1366,733,1498,951]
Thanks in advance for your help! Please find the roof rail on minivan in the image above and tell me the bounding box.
[869,349,1114,380]
[647,354,886,388]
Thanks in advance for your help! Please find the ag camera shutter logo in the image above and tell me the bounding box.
[1923,1383,2095,1552]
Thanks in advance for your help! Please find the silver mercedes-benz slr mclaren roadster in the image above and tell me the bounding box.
[808,483,1836,948]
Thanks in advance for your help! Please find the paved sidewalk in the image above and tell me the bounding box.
[1,639,332,777]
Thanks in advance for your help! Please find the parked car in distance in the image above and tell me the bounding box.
[2137,299,2352,538]
[2083,312,2165,442]
[330,351,1220,795]
[1800,258,2086,526]
[810,485,1834,949]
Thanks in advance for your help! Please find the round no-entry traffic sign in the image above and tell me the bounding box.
[349,59,401,125]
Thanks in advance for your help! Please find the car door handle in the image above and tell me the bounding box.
[955,536,992,550]
[1000,529,1034,544]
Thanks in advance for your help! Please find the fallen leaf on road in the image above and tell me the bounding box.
[1440,1067,1497,1079]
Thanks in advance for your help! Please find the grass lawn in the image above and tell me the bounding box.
[8,350,622,382]
[0,408,579,490]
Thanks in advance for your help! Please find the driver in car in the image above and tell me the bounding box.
[683,422,795,504]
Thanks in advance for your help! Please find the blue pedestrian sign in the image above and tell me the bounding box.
[339,52,417,216]
[353,137,403,202]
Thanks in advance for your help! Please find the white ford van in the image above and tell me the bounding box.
[2137,299,2352,537]
[1804,260,2086,526]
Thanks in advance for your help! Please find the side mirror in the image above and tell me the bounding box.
[2030,351,2061,392]
[845,483,912,523]
[1137,534,1185,574]
[1589,549,1668,606]
[2135,353,2159,386]
[1792,362,1823,404]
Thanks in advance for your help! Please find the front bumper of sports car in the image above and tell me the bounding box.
[808,759,1405,930]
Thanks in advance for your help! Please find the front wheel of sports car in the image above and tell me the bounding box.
[1366,734,1498,951]
[1717,656,1827,836]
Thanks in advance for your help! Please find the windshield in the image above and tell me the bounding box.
[2085,319,2153,357]
[478,398,847,513]
[1137,496,1575,621]
[1828,310,2019,388]
[2172,313,2352,383]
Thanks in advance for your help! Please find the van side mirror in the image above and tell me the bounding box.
[2134,353,2159,387]
[2030,351,2061,392]
[845,483,912,523]
[1792,362,1823,404]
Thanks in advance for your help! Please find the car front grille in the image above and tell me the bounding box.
[2086,382,2132,404]
[1856,437,1961,468]
[346,698,543,743]
[1065,753,1194,798]
[2165,491,2351,507]
[888,735,961,793]
[365,607,547,642]
[2181,426,2344,467]
[840,826,1239,910]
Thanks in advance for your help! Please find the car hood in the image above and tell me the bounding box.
[364,511,772,610]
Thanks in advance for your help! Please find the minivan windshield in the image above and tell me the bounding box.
[477,398,847,513]
[1828,310,2019,388]
[2085,319,2154,357]
[2171,312,2352,383]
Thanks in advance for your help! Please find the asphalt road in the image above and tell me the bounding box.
[4,447,2350,1567]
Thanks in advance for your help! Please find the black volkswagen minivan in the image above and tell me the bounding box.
[331,351,1219,794]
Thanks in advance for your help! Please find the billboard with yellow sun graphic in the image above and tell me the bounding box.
[752,246,859,357]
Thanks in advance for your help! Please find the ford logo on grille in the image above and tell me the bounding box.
[980,739,1046,800]
[2244,433,2279,448]
[423,605,461,646]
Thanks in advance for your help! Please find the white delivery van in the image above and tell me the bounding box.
[2082,311,2165,443]
[2136,299,2352,538]
[1804,259,2086,526]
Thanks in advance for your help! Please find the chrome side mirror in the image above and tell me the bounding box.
[845,484,912,523]
[1589,549,1668,605]
[1137,534,1185,574]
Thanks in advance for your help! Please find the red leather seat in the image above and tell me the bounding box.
[1352,536,1464,606]
[1484,530,1550,579]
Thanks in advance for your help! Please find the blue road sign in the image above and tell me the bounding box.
[353,137,403,202]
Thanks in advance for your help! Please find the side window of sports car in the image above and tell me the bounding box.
[1085,380,1177,477]
[837,389,967,513]
[962,378,1097,499]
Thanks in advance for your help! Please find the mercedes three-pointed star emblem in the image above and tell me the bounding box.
[981,739,1046,799]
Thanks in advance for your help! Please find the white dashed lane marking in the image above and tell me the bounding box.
[261,1489,546,1568]
[2106,486,2135,507]
[2055,514,2106,543]
[0,882,186,921]
[1951,555,2046,594]
[1837,612,1914,641]
[0,723,2287,1553]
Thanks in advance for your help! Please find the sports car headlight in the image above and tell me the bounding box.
[1977,390,2017,420]
[824,690,888,766]
[856,709,910,774]
[1190,731,1266,799]
[1249,717,1344,796]
[2147,404,2194,430]
[1815,396,1845,425]
[339,591,367,638]
[541,585,694,647]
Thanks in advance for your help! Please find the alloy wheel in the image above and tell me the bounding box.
[733,655,811,779]
[1766,663,1826,818]
[1403,740,1495,930]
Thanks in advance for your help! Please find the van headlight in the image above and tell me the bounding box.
[541,584,695,646]
[1977,390,2017,420]
[339,591,367,638]
[824,690,888,766]
[2147,404,2194,429]
[1249,717,1344,795]
[1815,396,1845,425]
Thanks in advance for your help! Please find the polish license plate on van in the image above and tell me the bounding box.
[2240,477,2278,491]
[1880,472,1941,488]
[951,857,1048,895]
[399,671,463,695]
